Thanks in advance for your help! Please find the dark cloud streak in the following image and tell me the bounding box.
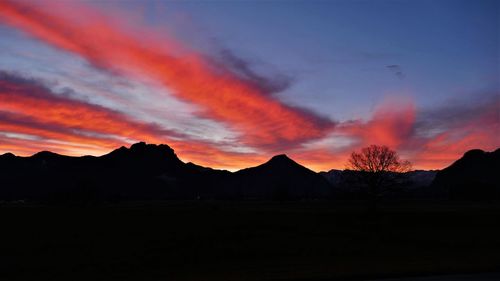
[386,64,405,79]
[216,48,294,95]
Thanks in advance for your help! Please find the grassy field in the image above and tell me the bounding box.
[1,200,499,280]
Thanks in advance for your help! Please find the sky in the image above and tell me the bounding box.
[0,0,498,171]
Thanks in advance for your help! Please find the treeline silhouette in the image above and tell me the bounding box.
[0,142,498,204]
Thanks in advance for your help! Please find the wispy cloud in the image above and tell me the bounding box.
[289,94,499,171]
[0,0,335,150]
[409,93,500,168]
[215,48,293,95]
[0,1,497,171]
[386,64,405,79]
[339,99,415,149]
[0,71,270,169]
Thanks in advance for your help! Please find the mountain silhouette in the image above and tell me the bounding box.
[0,142,207,202]
[0,142,329,202]
[101,142,186,178]
[231,154,332,200]
[1,143,499,203]
[431,148,500,200]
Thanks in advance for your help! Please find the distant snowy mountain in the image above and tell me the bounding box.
[406,170,438,189]
[320,169,437,189]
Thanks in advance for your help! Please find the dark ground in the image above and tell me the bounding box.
[1,200,499,281]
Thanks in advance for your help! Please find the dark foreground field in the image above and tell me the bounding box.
[1,201,500,281]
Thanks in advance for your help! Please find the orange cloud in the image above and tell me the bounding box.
[0,0,334,149]
[410,98,500,169]
[295,97,499,171]
[0,1,497,172]
[0,71,267,170]
[338,96,499,170]
[0,72,168,144]
[339,100,416,149]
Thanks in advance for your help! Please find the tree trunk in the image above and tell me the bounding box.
[367,183,380,215]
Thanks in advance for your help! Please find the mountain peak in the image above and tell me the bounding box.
[104,142,182,169]
[107,142,176,157]
[130,142,174,155]
[0,152,15,158]
[270,154,291,161]
[266,154,299,166]
[32,151,62,159]
[453,148,499,168]
[462,149,485,159]
[260,154,311,171]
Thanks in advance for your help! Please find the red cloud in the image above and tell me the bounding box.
[340,100,416,149]
[0,2,497,172]
[0,0,334,150]
[294,97,499,171]
[0,71,268,169]
[410,99,500,169]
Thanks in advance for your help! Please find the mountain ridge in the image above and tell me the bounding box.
[431,148,500,199]
[0,142,330,202]
[1,142,498,202]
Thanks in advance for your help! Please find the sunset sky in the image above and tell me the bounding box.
[0,0,498,171]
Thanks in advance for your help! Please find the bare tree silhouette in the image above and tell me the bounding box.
[347,145,411,211]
